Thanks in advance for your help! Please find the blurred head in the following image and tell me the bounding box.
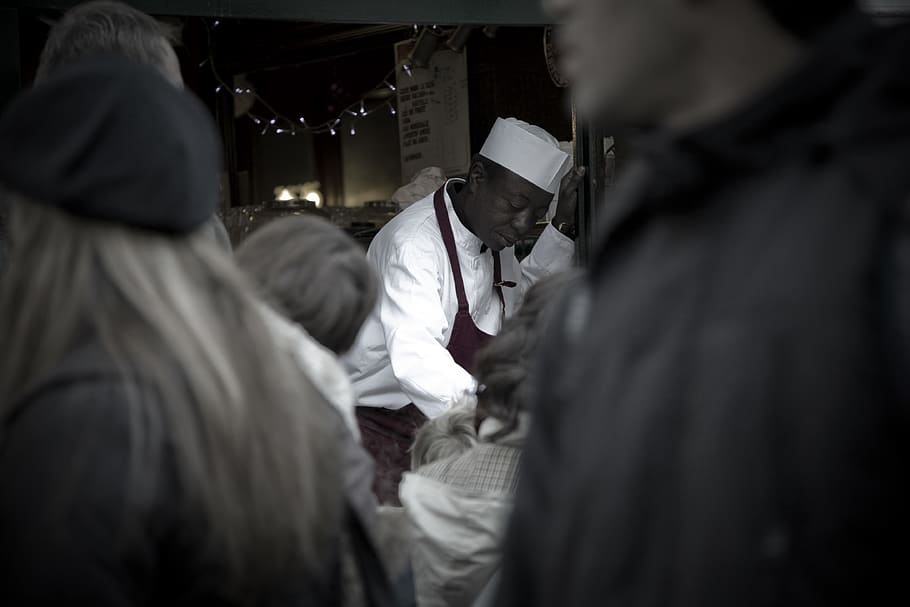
[474,270,583,438]
[460,156,554,252]
[0,57,217,233]
[547,0,856,127]
[37,0,183,87]
[410,401,478,469]
[235,216,377,354]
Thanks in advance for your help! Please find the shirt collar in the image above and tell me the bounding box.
[443,178,484,254]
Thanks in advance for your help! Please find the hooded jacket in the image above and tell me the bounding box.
[498,14,910,607]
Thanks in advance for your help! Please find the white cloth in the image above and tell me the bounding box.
[260,304,360,441]
[344,179,574,418]
[391,166,447,210]
[400,474,512,607]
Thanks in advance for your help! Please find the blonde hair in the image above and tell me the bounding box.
[410,398,478,469]
[0,197,341,594]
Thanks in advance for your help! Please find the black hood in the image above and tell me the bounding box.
[629,11,910,201]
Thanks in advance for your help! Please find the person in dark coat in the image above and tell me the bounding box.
[496,1,910,606]
[0,57,344,605]
[0,207,7,278]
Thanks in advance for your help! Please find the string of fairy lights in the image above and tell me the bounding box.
[203,19,403,137]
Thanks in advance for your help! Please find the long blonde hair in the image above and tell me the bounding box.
[0,196,341,592]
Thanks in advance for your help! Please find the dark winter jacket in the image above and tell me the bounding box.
[497,14,910,607]
[0,339,342,606]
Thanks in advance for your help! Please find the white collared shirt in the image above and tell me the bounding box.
[344,179,575,418]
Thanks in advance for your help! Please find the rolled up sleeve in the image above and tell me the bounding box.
[517,223,576,296]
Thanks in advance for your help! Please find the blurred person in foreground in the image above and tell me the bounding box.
[401,272,580,607]
[38,4,370,485]
[497,1,910,606]
[0,208,7,277]
[0,57,343,605]
[236,215,379,520]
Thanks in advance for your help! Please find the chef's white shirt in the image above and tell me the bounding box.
[344,179,575,418]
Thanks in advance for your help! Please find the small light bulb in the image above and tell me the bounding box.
[387,81,397,92]
[350,125,357,136]
[330,127,337,136]
[269,119,277,125]
[215,85,223,93]
[390,105,397,115]
[359,101,367,116]
[403,63,413,78]
[234,88,243,94]
[252,116,262,125]
[298,117,307,125]
[276,128,286,134]
[214,19,221,27]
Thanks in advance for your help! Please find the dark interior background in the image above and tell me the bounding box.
[16,13,573,209]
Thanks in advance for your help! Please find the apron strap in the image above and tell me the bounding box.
[434,186,470,314]
[492,251,505,316]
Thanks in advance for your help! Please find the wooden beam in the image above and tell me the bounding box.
[0,0,548,24]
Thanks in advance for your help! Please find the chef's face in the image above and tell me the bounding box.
[545,0,696,127]
[467,158,553,252]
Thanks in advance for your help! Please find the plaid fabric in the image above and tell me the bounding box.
[417,442,522,494]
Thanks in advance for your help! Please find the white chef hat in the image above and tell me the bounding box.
[479,117,571,195]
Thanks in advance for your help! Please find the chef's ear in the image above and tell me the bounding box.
[467,155,487,191]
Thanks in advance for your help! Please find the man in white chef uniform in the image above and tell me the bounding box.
[346,117,585,503]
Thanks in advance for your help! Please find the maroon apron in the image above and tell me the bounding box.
[356,185,506,505]
[434,185,505,370]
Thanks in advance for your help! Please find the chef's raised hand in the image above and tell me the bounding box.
[553,166,586,232]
